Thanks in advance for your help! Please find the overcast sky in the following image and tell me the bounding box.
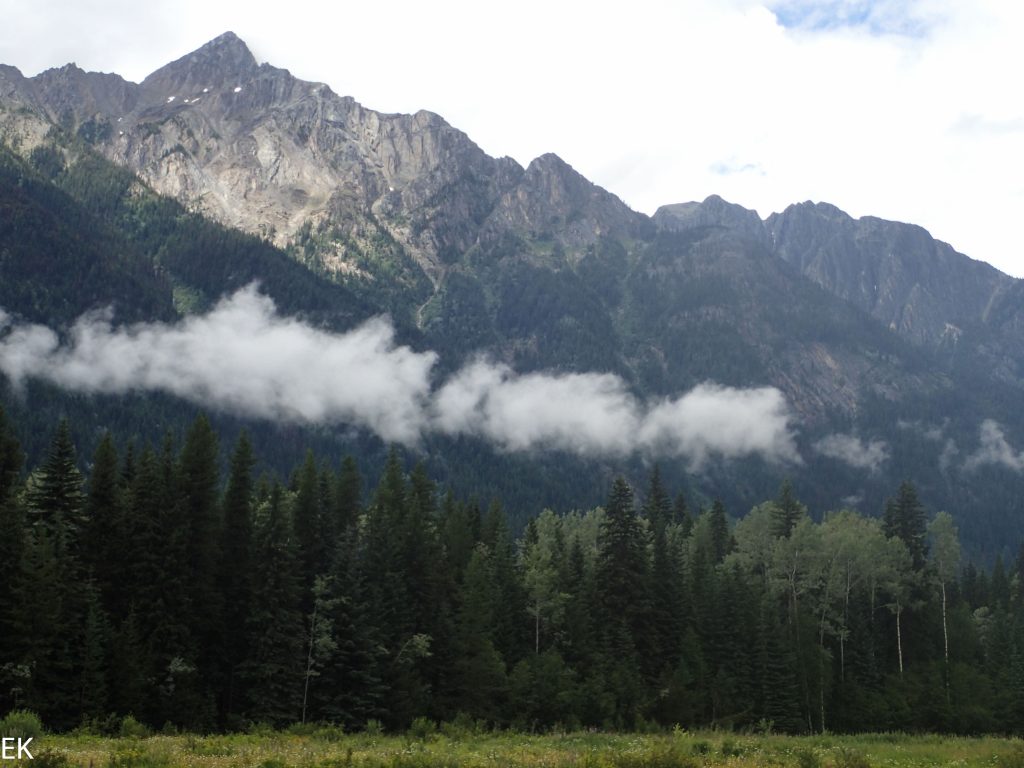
[2,0,1022,276]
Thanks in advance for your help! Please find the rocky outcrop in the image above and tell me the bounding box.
[5,32,643,287]
[653,194,770,248]
[766,201,1011,348]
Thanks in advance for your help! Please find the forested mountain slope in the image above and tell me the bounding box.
[2,34,1024,558]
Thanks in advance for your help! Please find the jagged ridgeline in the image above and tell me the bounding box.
[0,411,1021,734]
[2,33,1024,557]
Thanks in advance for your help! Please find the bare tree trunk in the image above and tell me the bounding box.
[819,607,827,734]
[941,581,949,665]
[302,602,317,724]
[841,569,851,682]
[941,580,950,703]
[535,599,541,654]
[895,602,904,678]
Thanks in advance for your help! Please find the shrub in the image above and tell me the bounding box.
[408,717,437,741]
[0,709,43,740]
[833,746,871,768]
[795,747,821,768]
[118,715,150,739]
[30,750,70,768]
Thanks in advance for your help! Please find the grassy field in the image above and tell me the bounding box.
[15,730,1024,768]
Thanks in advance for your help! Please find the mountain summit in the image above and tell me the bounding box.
[142,30,260,92]
[2,33,1024,555]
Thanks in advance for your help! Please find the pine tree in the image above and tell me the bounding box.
[883,481,929,571]
[452,544,508,722]
[646,467,682,670]
[293,449,325,596]
[78,583,110,721]
[772,479,806,539]
[594,477,650,723]
[243,484,304,725]
[482,501,529,666]
[334,455,362,539]
[219,431,255,724]
[0,407,26,705]
[28,419,86,546]
[178,415,222,666]
[674,492,694,536]
[315,550,388,729]
[22,420,89,728]
[709,499,734,564]
[83,432,122,611]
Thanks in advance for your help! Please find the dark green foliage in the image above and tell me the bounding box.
[2,410,1023,734]
[773,479,806,539]
[219,431,255,723]
[242,484,304,725]
[884,481,929,571]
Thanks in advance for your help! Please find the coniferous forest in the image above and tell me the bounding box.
[2,406,1023,736]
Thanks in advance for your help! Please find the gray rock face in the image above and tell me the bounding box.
[7,32,642,287]
[653,194,770,248]
[766,201,1011,348]
[4,31,1023,395]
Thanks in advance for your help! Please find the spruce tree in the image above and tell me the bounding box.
[883,481,928,571]
[334,455,362,539]
[219,431,255,723]
[452,544,508,722]
[595,477,650,723]
[83,432,122,610]
[243,484,304,725]
[28,419,86,545]
[772,479,806,539]
[178,415,222,667]
[293,449,324,596]
[0,407,25,704]
[709,499,734,564]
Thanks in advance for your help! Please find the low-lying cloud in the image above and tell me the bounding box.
[0,286,800,465]
[965,419,1024,472]
[0,287,436,444]
[434,361,799,467]
[814,433,889,472]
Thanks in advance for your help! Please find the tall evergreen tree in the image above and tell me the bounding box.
[243,484,304,725]
[83,432,122,609]
[28,419,86,544]
[219,431,255,724]
[709,499,734,564]
[772,479,806,539]
[883,481,929,571]
[0,407,26,706]
[293,449,325,596]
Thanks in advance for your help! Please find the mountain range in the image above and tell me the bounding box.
[2,32,1023,558]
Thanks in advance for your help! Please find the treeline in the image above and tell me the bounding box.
[1,409,1024,735]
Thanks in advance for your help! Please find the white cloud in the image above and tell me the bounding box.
[432,360,641,456]
[965,419,1024,472]
[814,433,889,472]
[2,1,1023,275]
[0,286,437,444]
[433,363,800,467]
[0,287,801,465]
[638,384,800,469]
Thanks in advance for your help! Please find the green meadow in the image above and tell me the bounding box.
[14,730,1024,768]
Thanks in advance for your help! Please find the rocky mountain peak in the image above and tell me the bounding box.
[653,194,769,246]
[141,31,259,94]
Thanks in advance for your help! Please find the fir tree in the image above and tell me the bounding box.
[219,431,255,723]
[243,484,304,725]
[772,479,806,539]
[28,419,86,547]
[83,432,122,610]
[883,481,929,571]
